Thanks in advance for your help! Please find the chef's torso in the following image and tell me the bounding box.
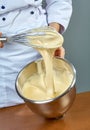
[0,0,72,107]
[0,0,47,35]
[0,0,47,108]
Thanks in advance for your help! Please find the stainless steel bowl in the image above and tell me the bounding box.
[15,58,76,119]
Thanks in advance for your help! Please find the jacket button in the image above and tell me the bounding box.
[1,5,5,9]
[2,17,6,21]
[30,11,34,14]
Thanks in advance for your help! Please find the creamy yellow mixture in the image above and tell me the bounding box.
[22,27,73,100]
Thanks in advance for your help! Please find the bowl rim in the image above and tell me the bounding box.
[15,57,76,104]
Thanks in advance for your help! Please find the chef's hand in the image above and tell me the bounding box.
[49,22,65,58]
[54,46,65,58]
[0,33,4,48]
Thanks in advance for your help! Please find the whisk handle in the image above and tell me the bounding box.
[0,37,7,42]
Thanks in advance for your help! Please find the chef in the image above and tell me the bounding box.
[0,0,72,108]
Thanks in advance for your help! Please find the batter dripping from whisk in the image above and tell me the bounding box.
[22,27,73,100]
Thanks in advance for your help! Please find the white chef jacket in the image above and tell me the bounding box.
[0,0,72,108]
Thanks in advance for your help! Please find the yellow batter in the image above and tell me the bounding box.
[22,27,73,100]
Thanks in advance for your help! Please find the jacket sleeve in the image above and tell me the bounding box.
[46,0,72,33]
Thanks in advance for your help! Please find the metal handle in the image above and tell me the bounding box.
[0,37,7,42]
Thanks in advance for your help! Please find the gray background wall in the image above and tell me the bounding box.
[63,0,90,93]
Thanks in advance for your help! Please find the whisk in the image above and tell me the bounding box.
[0,26,63,48]
[0,31,45,46]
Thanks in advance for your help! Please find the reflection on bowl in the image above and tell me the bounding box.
[15,58,76,119]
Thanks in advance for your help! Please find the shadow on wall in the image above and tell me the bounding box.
[63,0,90,93]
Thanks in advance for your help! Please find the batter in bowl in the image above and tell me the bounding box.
[22,27,73,100]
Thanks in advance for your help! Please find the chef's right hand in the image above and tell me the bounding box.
[0,32,4,48]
